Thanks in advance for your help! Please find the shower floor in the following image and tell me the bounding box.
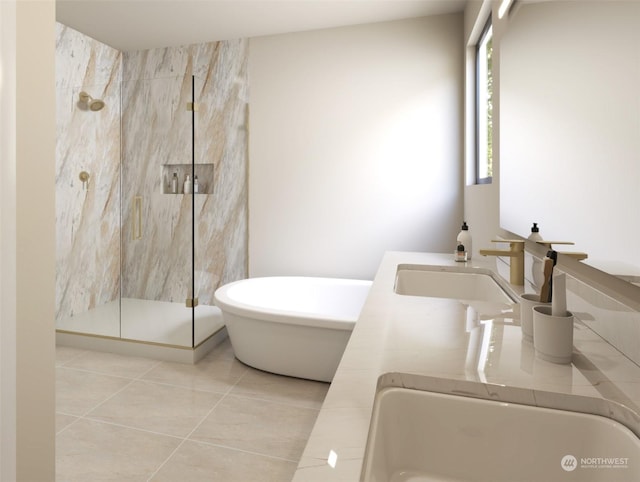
[56,298,223,348]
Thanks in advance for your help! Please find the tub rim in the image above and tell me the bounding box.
[214,276,372,331]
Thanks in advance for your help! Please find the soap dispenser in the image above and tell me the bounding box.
[528,222,543,242]
[528,222,544,289]
[457,222,472,260]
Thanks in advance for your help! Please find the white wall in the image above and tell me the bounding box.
[0,2,17,478]
[463,0,500,259]
[500,2,640,272]
[249,14,463,280]
[1,0,56,479]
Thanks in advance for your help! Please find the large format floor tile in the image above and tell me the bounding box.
[230,368,330,409]
[140,352,249,394]
[151,440,297,482]
[62,350,161,378]
[88,380,223,437]
[56,338,330,482]
[190,394,320,460]
[55,345,88,366]
[56,367,132,416]
[56,418,181,482]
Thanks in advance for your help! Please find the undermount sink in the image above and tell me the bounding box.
[362,387,640,482]
[394,265,515,304]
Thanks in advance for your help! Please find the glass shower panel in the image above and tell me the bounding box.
[55,81,121,338]
[120,75,195,347]
[192,65,248,348]
[192,75,222,348]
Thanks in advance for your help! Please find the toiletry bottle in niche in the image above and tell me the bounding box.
[171,172,178,194]
[184,174,192,194]
[455,243,467,262]
[457,222,472,260]
[193,175,199,194]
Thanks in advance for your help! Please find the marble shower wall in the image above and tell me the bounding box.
[55,23,122,323]
[56,22,249,323]
[121,41,249,305]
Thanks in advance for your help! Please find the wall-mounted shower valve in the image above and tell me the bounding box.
[79,171,90,190]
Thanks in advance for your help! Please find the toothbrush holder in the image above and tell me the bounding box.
[532,306,574,364]
[519,293,550,343]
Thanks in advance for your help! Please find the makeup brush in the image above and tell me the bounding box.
[539,257,553,302]
[539,250,557,303]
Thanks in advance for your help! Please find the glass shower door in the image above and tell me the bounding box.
[120,74,195,347]
[191,74,224,348]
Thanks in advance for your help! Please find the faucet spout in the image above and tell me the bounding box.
[479,249,514,257]
[479,239,525,285]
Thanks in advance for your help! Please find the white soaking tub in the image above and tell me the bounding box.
[214,277,372,382]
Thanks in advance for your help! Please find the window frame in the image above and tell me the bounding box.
[475,17,493,185]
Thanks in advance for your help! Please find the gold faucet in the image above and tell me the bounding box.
[479,239,525,285]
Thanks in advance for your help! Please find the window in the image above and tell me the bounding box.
[476,19,493,184]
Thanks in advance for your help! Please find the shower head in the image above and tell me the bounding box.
[89,98,105,111]
[79,91,105,111]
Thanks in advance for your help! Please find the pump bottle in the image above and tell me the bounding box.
[528,222,545,289]
[457,222,472,260]
[528,222,543,242]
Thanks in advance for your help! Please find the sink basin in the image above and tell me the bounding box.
[362,387,640,481]
[394,265,515,303]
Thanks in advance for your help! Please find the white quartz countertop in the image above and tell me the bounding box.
[292,251,640,481]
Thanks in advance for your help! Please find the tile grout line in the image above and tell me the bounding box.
[56,345,325,479]
[56,348,90,367]
[54,377,137,437]
[55,358,164,437]
[78,416,187,441]
[145,366,252,481]
[188,438,303,464]
[222,391,327,411]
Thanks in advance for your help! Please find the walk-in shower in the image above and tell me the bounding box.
[54,23,249,361]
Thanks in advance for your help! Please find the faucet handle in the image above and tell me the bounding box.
[536,240,574,247]
[491,239,525,243]
[559,252,589,261]
[536,241,587,261]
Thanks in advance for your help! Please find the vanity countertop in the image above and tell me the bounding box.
[292,251,640,481]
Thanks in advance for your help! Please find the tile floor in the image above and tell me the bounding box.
[56,338,329,481]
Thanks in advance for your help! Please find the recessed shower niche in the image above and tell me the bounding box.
[161,163,214,194]
[54,23,248,361]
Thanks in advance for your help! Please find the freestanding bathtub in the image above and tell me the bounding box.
[213,277,372,382]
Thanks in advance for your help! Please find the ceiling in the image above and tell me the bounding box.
[56,0,468,51]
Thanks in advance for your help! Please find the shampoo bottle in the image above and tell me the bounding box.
[457,222,472,260]
[193,175,199,194]
[171,172,178,194]
[184,174,192,194]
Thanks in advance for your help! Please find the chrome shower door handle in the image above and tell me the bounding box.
[132,196,143,240]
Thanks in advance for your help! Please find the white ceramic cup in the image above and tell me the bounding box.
[519,293,550,343]
[532,305,574,364]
